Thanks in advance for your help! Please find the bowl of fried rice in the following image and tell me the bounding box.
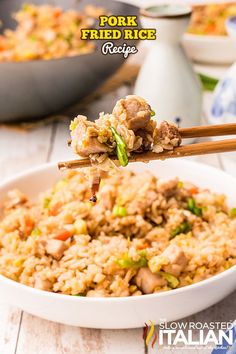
[183,3,236,64]
[0,0,140,122]
[0,159,236,328]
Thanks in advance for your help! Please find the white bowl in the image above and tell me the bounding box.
[0,160,236,329]
[183,33,236,64]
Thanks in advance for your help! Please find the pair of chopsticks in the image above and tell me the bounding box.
[58,123,236,170]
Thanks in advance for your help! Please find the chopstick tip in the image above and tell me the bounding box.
[58,162,67,171]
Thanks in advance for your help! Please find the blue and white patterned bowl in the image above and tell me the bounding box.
[210,17,236,173]
[211,70,236,122]
[227,16,236,41]
[211,17,236,124]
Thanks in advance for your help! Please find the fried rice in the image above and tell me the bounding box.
[0,3,106,61]
[0,169,236,297]
[69,95,182,200]
[188,3,236,36]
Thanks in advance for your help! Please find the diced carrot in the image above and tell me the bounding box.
[136,242,149,250]
[189,187,198,195]
[54,230,71,241]
[21,215,34,236]
[205,23,215,34]
[54,9,62,17]
[49,202,62,216]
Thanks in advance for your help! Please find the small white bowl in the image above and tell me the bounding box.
[183,33,236,64]
[0,160,236,329]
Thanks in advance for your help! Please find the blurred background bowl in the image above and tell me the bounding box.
[183,33,236,65]
[0,0,140,122]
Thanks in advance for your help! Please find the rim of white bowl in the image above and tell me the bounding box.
[184,33,233,42]
[0,160,236,303]
[140,4,192,19]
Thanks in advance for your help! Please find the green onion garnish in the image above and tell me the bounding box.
[30,35,37,41]
[64,32,73,45]
[187,198,203,217]
[22,3,30,11]
[151,109,155,117]
[170,221,191,239]
[177,181,184,188]
[113,205,127,217]
[116,251,147,269]
[69,120,78,131]
[110,126,128,167]
[159,271,179,289]
[43,197,51,209]
[31,227,41,236]
[230,208,236,218]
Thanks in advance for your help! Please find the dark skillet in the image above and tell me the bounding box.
[0,0,140,122]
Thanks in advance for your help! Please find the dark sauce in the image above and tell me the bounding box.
[89,178,100,203]
[89,195,97,203]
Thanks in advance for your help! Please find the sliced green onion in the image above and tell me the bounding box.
[30,35,37,41]
[31,227,41,236]
[116,251,147,269]
[159,271,179,289]
[110,126,128,167]
[187,198,195,210]
[170,221,191,239]
[230,208,236,218]
[73,292,86,296]
[69,120,78,131]
[177,181,184,188]
[187,198,203,217]
[64,32,73,45]
[43,197,51,209]
[22,3,30,11]
[113,205,127,217]
[151,109,155,117]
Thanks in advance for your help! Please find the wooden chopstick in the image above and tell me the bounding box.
[58,138,236,170]
[66,123,236,147]
[179,123,236,138]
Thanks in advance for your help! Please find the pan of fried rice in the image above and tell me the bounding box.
[0,0,140,122]
[0,160,236,328]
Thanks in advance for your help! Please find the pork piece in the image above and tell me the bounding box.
[162,243,188,276]
[34,277,52,291]
[99,185,116,210]
[135,267,167,294]
[157,121,182,150]
[149,244,188,276]
[162,244,188,276]
[157,178,179,199]
[71,116,112,157]
[135,128,152,150]
[4,189,28,210]
[46,239,67,261]
[112,95,152,131]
